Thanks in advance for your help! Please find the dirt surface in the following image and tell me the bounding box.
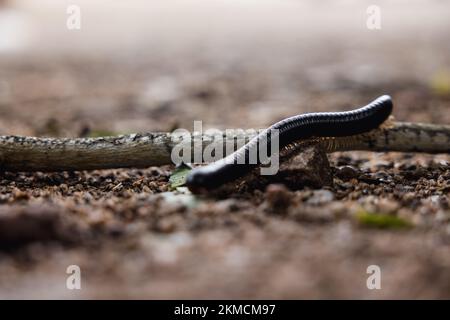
[0,0,450,299]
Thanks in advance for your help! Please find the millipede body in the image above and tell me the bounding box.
[186,95,393,193]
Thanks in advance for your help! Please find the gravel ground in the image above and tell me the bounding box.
[0,0,450,299]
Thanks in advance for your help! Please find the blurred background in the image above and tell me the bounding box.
[1,0,450,299]
[1,0,449,137]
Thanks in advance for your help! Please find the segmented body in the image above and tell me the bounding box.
[186,95,393,192]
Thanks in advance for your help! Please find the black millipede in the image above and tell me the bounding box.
[186,95,393,193]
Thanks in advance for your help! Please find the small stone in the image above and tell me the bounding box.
[276,144,333,189]
[11,187,29,201]
[336,166,359,180]
[306,189,335,205]
[264,184,292,214]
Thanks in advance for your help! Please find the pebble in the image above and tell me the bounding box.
[306,189,335,205]
[335,166,359,180]
[264,184,292,213]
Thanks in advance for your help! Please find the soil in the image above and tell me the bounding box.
[0,1,450,299]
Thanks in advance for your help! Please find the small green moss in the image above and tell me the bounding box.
[88,130,119,138]
[430,71,450,97]
[356,210,412,229]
